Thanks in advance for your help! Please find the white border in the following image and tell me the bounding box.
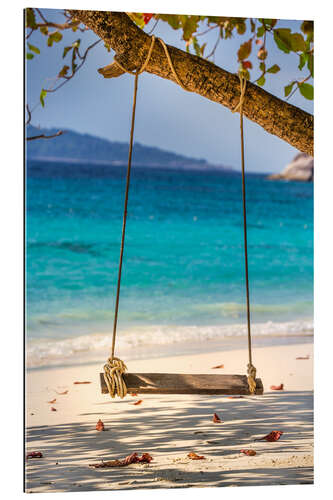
[1,1,331,499]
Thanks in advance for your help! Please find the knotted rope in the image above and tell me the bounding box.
[233,74,257,395]
[104,35,189,399]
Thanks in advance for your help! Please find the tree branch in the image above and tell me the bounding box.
[26,130,63,141]
[67,10,313,156]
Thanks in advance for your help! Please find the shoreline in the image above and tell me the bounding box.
[26,317,313,370]
[25,342,313,492]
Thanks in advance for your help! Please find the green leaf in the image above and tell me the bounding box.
[263,19,277,28]
[259,62,266,72]
[26,53,34,60]
[308,53,314,77]
[290,33,306,52]
[63,46,72,58]
[40,89,47,107]
[257,25,265,37]
[236,21,246,35]
[299,82,313,100]
[301,21,314,35]
[237,39,252,61]
[267,64,280,74]
[27,43,40,55]
[58,65,70,78]
[192,37,201,57]
[273,28,292,53]
[256,75,266,86]
[284,82,295,97]
[182,16,199,41]
[298,53,307,70]
[26,8,37,29]
[40,26,48,35]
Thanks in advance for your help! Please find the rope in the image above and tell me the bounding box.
[233,74,257,394]
[104,35,191,398]
[103,357,128,398]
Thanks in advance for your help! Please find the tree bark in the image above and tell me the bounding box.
[68,10,313,156]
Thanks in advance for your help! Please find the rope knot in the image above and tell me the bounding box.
[103,357,128,398]
[247,363,257,394]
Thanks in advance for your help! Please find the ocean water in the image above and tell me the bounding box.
[26,160,313,367]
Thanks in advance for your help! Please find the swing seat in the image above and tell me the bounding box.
[100,372,263,395]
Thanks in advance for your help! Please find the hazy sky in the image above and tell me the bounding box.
[26,10,313,173]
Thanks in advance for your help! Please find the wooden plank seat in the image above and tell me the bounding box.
[100,372,264,395]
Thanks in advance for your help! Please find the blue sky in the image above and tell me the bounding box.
[26,10,313,173]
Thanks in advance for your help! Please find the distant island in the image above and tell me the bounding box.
[26,125,232,171]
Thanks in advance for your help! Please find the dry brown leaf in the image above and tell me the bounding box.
[74,381,91,384]
[212,412,222,423]
[50,407,57,412]
[211,364,224,369]
[89,452,153,468]
[270,384,284,390]
[26,451,43,459]
[187,452,206,460]
[132,400,143,406]
[96,419,105,431]
[56,390,69,395]
[256,431,283,442]
[240,449,256,456]
[47,398,56,404]
[296,355,310,360]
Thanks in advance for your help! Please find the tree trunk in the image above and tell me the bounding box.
[68,10,313,156]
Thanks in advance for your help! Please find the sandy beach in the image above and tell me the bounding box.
[25,342,313,492]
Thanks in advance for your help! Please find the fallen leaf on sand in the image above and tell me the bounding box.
[188,452,206,460]
[132,400,143,405]
[212,412,222,423]
[96,419,105,431]
[211,364,224,369]
[56,390,68,395]
[240,449,256,456]
[47,398,56,404]
[89,452,153,468]
[74,381,91,384]
[50,407,57,412]
[26,451,43,459]
[228,396,244,399]
[130,393,138,397]
[296,355,310,360]
[270,384,284,391]
[256,431,283,442]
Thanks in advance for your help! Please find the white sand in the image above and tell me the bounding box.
[25,342,313,492]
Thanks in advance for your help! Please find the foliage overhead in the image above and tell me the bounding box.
[25,8,314,120]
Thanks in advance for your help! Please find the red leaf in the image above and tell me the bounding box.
[296,355,310,360]
[132,399,143,406]
[242,60,253,69]
[130,392,138,397]
[228,396,244,399]
[143,13,154,24]
[212,412,223,423]
[188,452,206,460]
[89,452,153,468]
[74,381,91,384]
[257,431,283,442]
[240,449,256,456]
[47,398,56,404]
[51,407,57,411]
[56,390,68,395]
[26,451,43,459]
[211,364,224,369]
[96,419,105,431]
[270,384,284,390]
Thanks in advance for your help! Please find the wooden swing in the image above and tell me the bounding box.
[99,36,263,398]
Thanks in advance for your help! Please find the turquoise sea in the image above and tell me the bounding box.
[26,160,313,367]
